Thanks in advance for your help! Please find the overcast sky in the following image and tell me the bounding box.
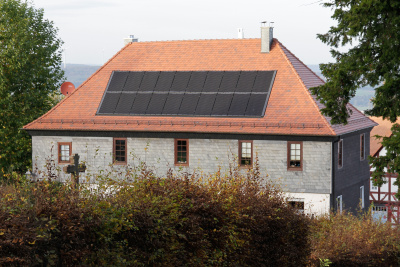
[32,0,336,66]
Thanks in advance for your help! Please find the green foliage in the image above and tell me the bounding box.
[0,0,64,177]
[0,163,310,266]
[310,0,400,124]
[309,209,400,266]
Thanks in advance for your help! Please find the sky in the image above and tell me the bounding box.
[32,0,336,66]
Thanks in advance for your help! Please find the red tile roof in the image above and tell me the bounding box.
[369,117,399,156]
[24,38,376,136]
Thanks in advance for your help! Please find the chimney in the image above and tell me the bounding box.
[124,35,138,45]
[237,28,244,39]
[261,22,274,53]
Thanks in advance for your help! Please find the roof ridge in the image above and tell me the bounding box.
[275,40,336,135]
[128,38,261,43]
[23,42,133,129]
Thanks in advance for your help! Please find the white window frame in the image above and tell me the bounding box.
[360,186,365,209]
[337,195,343,214]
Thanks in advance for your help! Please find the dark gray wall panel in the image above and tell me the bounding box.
[98,93,121,113]
[195,94,216,115]
[124,72,144,92]
[114,93,136,114]
[179,94,200,115]
[211,94,233,116]
[130,93,152,114]
[162,94,184,115]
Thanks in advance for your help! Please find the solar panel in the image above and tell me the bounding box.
[98,71,276,117]
[203,72,223,92]
[195,94,217,115]
[139,72,159,91]
[219,71,240,92]
[228,94,250,116]
[179,94,200,115]
[187,71,207,92]
[130,93,152,114]
[245,93,268,116]
[146,93,168,114]
[124,72,144,92]
[170,72,191,92]
[98,93,121,113]
[252,71,276,92]
[107,72,128,91]
[236,71,257,92]
[154,72,175,92]
[162,93,184,115]
[115,93,136,114]
[211,94,233,116]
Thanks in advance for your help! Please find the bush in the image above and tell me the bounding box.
[0,163,310,266]
[309,209,400,266]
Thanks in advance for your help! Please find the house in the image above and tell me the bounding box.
[23,26,377,215]
[369,117,399,223]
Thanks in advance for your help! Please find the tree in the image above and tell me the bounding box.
[310,0,400,197]
[0,0,64,178]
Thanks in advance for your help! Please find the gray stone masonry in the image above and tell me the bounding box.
[32,136,331,193]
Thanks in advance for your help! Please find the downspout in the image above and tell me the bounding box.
[331,137,340,211]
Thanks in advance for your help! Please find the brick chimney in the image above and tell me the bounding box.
[261,24,273,53]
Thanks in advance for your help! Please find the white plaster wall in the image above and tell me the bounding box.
[285,192,331,216]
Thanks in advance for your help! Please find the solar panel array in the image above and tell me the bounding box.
[97,71,276,117]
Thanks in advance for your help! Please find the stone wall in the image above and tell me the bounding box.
[32,136,332,194]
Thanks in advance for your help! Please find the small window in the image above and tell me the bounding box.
[239,140,253,166]
[287,141,303,171]
[337,195,343,214]
[113,138,127,164]
[175,139,189,166]
[338,139,343,168]
[360,186,365,209]
[288,201,305,211]
[58,142,72,164]
[360,134,365,160]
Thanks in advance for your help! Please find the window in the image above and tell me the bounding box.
[287,141,303,171]
[360,134,365,160]
[360,186,365,209]
[239,140,253,166]
[338,139,343,168]
[337,195,343,214]
[175,139,189,166]
[288,200,305,212]
[58,142,72,164]
[113,138,127,164]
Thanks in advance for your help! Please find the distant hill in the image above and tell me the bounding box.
[61,63,374,112]
[63,64,101,88]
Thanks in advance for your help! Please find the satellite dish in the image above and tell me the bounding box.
[60,82,75,96]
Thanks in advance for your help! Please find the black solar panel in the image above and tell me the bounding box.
[130,93,152,114]
[107,72,128,91]
[179,94,200,115]
[219,71,240,92]
[124,72,144,92]
[236,71,257,92]
[228,94,250,116]
[97,70,276,117]
[170,72,191,92]
[98,93,121,113]
[245,93,267,116]
[187,72,207,92]
[203,72,223,92]
[154,72,175,91]
[211,94,233,116]
[162,93,184,115]
[195,94,217,115]
[252,71,276,92]
[140,72,159,91]
[146,93,168,114]
[115,93,136,114]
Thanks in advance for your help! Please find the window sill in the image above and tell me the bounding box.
[287,167,303,171]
